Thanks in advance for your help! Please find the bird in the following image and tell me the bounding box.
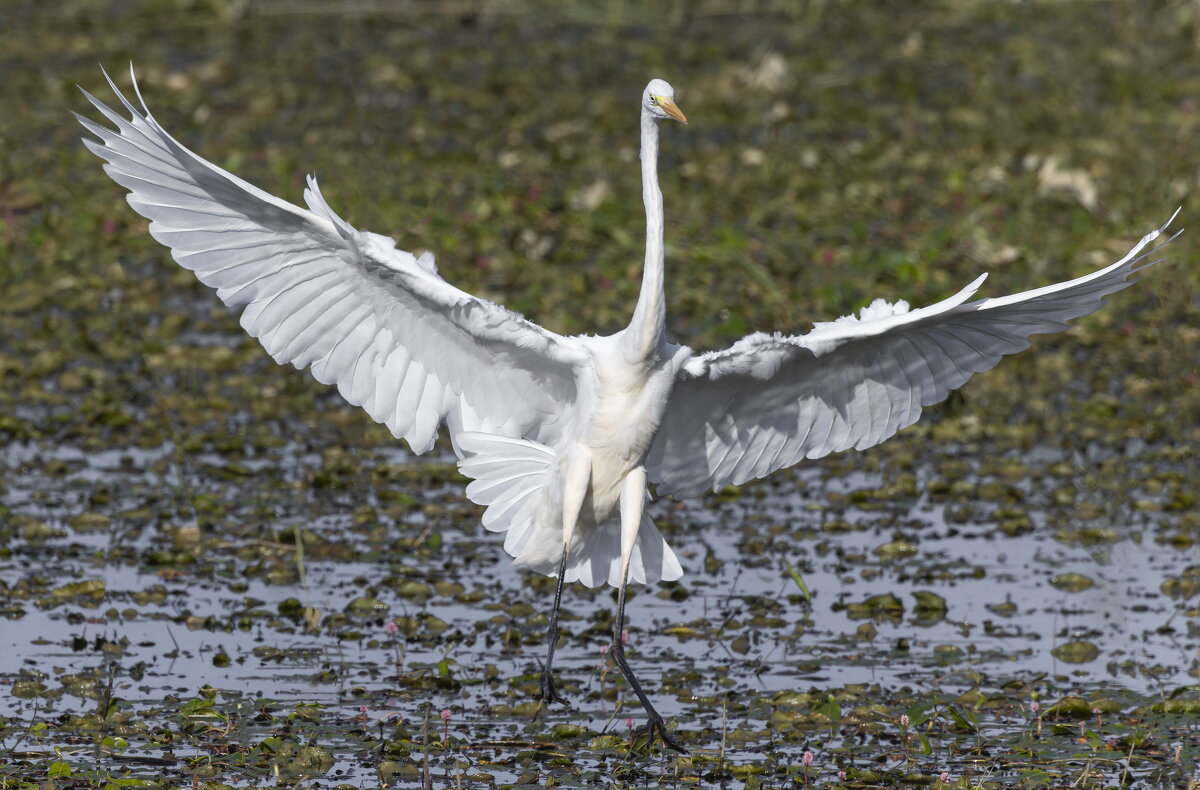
[78,66,1179,753]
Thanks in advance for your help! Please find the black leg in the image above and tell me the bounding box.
[610,582,687,754]
[535,551,571,707]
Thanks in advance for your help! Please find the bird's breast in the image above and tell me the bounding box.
[581,350,681,516]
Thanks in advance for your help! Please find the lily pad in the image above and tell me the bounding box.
[1052,640,1101,664]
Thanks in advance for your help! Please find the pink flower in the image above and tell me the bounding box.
[939,772,949,783]
[837,770,847,781]
[600,645,608,656]
[440,708,452,722]
[899,714,909,728]
[1029,701,1040,715]
[802,751,814,766]
[624,717,635,729]
[385,620,398,637]
[621,629,629,645]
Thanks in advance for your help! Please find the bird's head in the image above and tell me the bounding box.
[643,79,687,124]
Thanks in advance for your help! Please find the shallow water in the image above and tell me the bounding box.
[2,432,1196,786]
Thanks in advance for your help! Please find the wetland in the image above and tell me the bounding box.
[1,1,1198,787]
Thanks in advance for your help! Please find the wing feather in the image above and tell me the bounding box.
[79,68,589,453]
[649,214,1180,495]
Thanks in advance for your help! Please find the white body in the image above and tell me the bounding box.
[503,334,691,574]
[79,69,1181,591]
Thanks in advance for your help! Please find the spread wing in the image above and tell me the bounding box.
[77,67,589,453]
[647,212,1180,496]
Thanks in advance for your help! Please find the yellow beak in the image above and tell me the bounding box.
[656,96,687,124]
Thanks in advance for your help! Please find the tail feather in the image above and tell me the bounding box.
[458,431,552,457]
[457,431,685,589]
[457,432,553,535]
[565,512,684,588]
[501,493,540,556]
[482,491,535,531]
[465,468,545,504]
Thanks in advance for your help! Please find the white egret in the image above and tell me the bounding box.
[79,67,1179,753]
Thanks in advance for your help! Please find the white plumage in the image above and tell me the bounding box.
[79,68,1179,751]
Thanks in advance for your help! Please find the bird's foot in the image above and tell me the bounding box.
[635,714,688,754]
[535,672,570,707]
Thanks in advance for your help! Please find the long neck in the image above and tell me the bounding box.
[622,110,665,363]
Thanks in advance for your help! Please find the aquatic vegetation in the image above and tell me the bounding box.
[1,0,1198,787]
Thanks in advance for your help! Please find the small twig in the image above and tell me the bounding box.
[6,698,42,752]
[718,702,727,773]
[414,514,441,545]
[601,697,627,736]
[292,524,320,633]
[1070,758,1095,788]
[422,706,432,790]
[1119,731,1136,787]
[164,623,181,654]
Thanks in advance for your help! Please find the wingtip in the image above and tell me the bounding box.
[127,61,150,114]
[100,63,117,94]
[964,271,988,295]
[1162,205,1183,232]
[94,62,150,119]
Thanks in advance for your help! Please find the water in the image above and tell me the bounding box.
[2,434,1195,785]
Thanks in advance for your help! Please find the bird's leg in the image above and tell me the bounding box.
[610,467,687,754]
[536,447,591,707]
[537,553,571,707]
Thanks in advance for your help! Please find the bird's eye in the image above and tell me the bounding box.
[649,96,658,105]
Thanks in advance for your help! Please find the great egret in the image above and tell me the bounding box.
[79,67,1178,753]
